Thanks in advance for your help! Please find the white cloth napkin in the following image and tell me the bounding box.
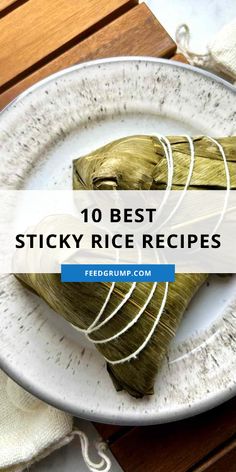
[0,370,111,472]
[176,18,236,82]
[209,18,236,80]
[0,370,73,472]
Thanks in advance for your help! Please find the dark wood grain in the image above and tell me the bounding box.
[194,437,236,472]
[110,397,236,472]
[0,3,176,110]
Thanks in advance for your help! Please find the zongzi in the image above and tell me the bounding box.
[73,135,236,191]
[16,134,236,398]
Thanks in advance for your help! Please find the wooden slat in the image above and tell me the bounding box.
[0,0,18,12]
[0,0,137,87]
[0,3,176,110]
[171,53,188,63]
[110,397,236,472]
[194,438,236,472]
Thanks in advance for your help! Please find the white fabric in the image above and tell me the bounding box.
[176,19,236,82]
[0,370,112,472]
[0,369,73,472]
[209,18,236,80]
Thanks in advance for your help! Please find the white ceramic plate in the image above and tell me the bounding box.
[0,58,235,425]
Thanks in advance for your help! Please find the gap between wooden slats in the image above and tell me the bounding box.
[0,3,176,110]
[191,436,236,472]
[0,0,137,87]
[109,397,236,472]
[0,0,19,13]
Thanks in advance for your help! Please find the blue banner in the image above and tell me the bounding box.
[61,264,175,283]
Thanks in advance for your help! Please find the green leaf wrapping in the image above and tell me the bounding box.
[16,135,236,397]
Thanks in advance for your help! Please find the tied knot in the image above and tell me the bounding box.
[176,24,212,68]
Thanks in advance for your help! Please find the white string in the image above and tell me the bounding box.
[72,276,138,336]
[99,136,230,364]
[104,282,169,365]
[176,137,231,256]
[161,135,174,189]
[71,248,118,334]
[70,234,121,334]
[133,134,174,235]
[73,135,173,339]
[159,136,173,192]
[72,135,230,365]
[71,282,115,334]
[153,135,174,218]
[87,283,115,331]
[85,145,171,349]
[158,136,230,253]
[73,430,111,472]
[84,244,142,334]
[175,24,212,68]
[73,135,173,360]
[87,282,136,334]
[206,136,231,232]
[90,281,158,344]
[158,135,195,229]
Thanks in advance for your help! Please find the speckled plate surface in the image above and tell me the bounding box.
[0,58,236,425]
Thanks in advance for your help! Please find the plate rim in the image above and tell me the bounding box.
[1,56,235,119]
[0,346,235,426]
[0,57,235,425]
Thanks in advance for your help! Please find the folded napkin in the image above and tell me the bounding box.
[176,19,236,82]
[0,370,111,472]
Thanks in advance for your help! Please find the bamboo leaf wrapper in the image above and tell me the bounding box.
[16,135,236,397]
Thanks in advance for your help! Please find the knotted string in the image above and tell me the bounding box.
[72,430,111,472]
[176,24,212,68]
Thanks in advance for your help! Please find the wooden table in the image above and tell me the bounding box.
[0,1,235,470]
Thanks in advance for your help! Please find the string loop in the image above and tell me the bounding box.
[73,430,111,472]
[176,24,212,68]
